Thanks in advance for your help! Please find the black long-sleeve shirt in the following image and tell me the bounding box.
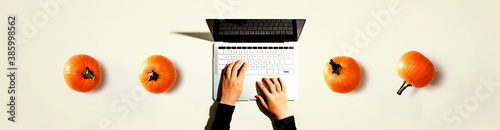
[211,103,297,130]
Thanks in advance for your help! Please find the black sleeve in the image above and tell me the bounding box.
[274,116,297,130]
[211,103,235,130]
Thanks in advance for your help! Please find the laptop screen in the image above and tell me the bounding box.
[207,19,306,42]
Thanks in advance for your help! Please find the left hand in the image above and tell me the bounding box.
[219,60,247,106]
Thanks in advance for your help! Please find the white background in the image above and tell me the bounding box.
[1,0,500,129]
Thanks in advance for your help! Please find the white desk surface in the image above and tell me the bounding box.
[1,0,499,129]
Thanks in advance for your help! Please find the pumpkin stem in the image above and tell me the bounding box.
[82,67,95,81]
[148,70,159,81]
[397,81,412,95]
[329,59,342,75]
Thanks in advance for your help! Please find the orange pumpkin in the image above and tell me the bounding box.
[323,56,362,93]
[138,55,177,94]
[396,51,435,95]
[63,54,102,92]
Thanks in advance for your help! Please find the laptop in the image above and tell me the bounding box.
[207,19,306,101]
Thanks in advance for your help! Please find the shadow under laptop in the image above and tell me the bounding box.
[173,32,213,42]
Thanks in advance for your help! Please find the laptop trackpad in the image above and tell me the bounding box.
[240,75,273,101]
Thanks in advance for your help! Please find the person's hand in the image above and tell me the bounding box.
[220,60,247,106]
[256,77,290,120]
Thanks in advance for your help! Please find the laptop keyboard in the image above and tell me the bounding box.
[218,19,294,36]
[217,46,295,75]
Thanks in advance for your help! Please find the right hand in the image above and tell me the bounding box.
[256,77,290,120]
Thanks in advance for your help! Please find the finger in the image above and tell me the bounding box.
[278,77,286,92]
[255,95,269,109]
[257,81,271,97]
[238,62,247,79]
[226,62,235,78]
[271,78,282,92]
[264,78,276,94]
[231,60,242,78]
[222,63,229,78]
